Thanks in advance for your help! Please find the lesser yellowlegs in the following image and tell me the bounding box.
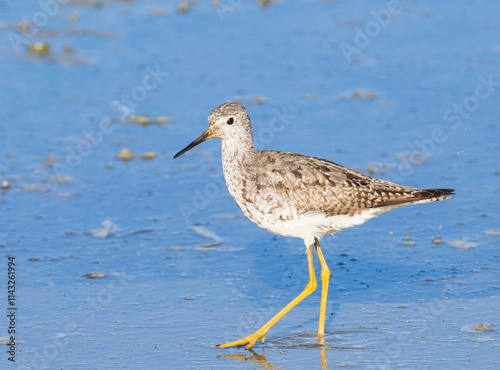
[173,102,454,349]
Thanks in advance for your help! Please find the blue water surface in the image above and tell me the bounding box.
[0,0,499,368]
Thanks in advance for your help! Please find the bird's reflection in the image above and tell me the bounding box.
[319,347,328,370]
[218,349,279,369]
[218,336,330,370]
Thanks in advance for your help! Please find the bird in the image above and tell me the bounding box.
[173,102,454,350]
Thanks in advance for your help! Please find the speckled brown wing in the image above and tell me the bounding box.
[251,150,454,217]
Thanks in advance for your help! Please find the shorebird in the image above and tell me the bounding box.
[173,102,454,350]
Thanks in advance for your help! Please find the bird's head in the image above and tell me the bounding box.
[173,102,253,159]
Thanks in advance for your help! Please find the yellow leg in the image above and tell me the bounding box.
[314,238,330,340]
[219,244,317,350]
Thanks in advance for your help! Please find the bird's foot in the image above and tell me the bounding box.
[218,328,269,350]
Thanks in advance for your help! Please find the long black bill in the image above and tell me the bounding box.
[173,129,213,159]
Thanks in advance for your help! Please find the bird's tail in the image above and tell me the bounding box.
[374,187,455,208]
[415,188,455,201]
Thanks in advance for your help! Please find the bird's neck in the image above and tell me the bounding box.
[221,138,256,207]
[221,137,255,164]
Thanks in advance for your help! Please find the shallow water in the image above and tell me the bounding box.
[0,0,499,368]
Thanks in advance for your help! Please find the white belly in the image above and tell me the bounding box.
[249,209,386,247]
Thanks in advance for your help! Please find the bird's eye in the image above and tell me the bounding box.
[226,117,234,125]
